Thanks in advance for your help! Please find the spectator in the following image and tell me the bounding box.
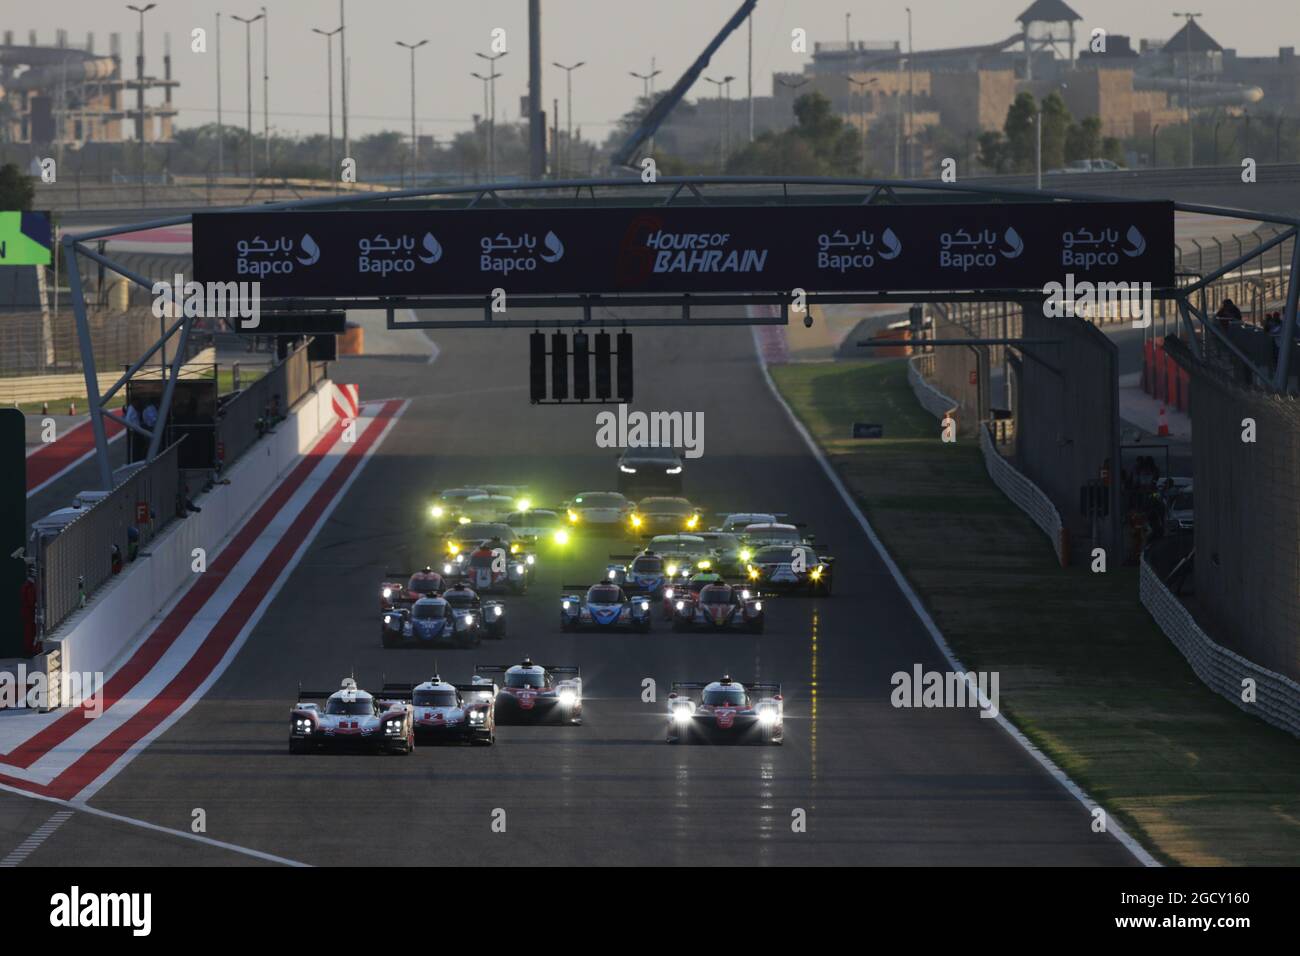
[125,398,147,463]
[110,544,123,575]
[20,567,39,658]
[1215,297,1243,331]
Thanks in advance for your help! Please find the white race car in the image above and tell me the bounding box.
[289,678,414,754]
[666,676,783,745]
[385,677,497,745]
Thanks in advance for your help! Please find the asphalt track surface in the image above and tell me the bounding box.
[8,307,1138,866]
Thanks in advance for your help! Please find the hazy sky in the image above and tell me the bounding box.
[13,1,1299,143]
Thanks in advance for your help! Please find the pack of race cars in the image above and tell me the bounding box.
[288,666,782,751]
[307,486,818,753]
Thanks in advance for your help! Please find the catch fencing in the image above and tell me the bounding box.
[906,353,958,419]
[979,423,1068,566]
[39,440,182,636]
[1140,552,1300,737]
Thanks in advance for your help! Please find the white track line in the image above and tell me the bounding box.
[0,783,307,866]
[0,809,73,867]
[749,325,1160,868]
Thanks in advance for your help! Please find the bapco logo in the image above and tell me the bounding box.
[235,234,320,277]
[480,230,565,275]
[938,227,1023,271]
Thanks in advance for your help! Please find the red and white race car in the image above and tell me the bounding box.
[379,567,444,610]
[665,676,783,745]
[473,659,582,725]
[670,582,765,633]
[289,677,414,754]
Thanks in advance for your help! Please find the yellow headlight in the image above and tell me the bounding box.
[430,505,444,518]
[630,515,643,528]
[697,559,711,570]
[517,498,531,513]
[553,529,569,545]
[510,543,521,553]
[458,516,471,525]
[748,566,759,580]
[739,549,752,562]
[811,566,823,580]
[447,542,460,555]
[666,564,678,577]
[567,509,580,524]
[685,515,699,529]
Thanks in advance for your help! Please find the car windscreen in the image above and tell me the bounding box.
[631,556,663,573]
[412,603,446,620]
[702,687,746,706]
[587,586,623,603]
[641,499,691,515]
[508,511,558,527]
[413,689,458,707]
[408,577,441,594]
[700,588,733,604]
[443,591,476,608]
[574,493,625,508]
[753,546,809,564]
[458,524,512,541]
[505,670,546,688]
[326,698,374,715]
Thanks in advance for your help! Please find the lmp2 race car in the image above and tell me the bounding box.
[559,583,654,632]
[289,678,415,754]
[745,543,835,596]
[381,587,504,648]
[665,677,784,745]
[441,530,534,594]
[474,659,583,725]
[382,677,496,745]
[378,567,444,611]
[669,582,766,634]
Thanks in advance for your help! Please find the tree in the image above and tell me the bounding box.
[723,91,860,176]
[0,163,36,210]
[1065,115,1103,163]
[1003,92,1038,173]
[1039,92,1071,171]
[977,130,1010,173]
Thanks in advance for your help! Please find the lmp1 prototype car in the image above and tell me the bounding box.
[559,583,653,633]
[666,677,784,745]
[381,593,497,648]
[289,678,414,754]
[745,543,835,596]
[383,677,496,745]
[442,533,534,594]
[474,659,583,725]
[669,582,765,634]
[379,568,444,611]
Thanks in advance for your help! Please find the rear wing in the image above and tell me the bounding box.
[296,687,332,701]
[476,663,580,677]
[669,680,781,694]
[455,682,496,698]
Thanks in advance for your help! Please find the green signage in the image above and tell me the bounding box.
[0,211,52,266]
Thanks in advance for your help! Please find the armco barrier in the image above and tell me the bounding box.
[906,354,959,420]
[979,423,1069,567]
[1140,553,1300,738]
[47,380,339,681]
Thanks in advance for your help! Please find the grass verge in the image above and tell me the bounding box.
[770,357,1300,866]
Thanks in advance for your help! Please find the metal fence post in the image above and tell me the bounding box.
[1272,236,1300,392]
[146,314,193,461]
[63,237,114,490]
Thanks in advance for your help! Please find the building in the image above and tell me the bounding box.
[0,29,178,146]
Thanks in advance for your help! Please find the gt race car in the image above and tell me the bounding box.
[617,447,684,495]
[670,582,765,633]
[666,677,783,745]
[559,583,653,632]
[427,487,488,529]
[745,543,835,596]
[381,594,495,648]
[504,508,571,547]
[474,659,583,725]
[289,677,414,754]
[383,677,496,745]
[562,491,634,530]
[627,497,704,536]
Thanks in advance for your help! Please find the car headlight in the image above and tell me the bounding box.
[465,614,475,626]
[526,554,535,565]
[739,549,752,562]
[666,466,683,475]
[383,614,392,625]
[567,509,580,524]
[516,498,531,513]
[754,601,763,611]
[382,587,392,599]
[810,566,823,580]
[469,709,486,723]
[294,718,312,732]
[493,605,503,617]
[758,708,777,726]
[607,569,618,580]
[675,600,685,611]
[431,505,444,518]
[685,515,699,529]
[696,559,711,570]
[741,589,751,600]
[640,601,650,611]
[554,529,569,545]
[385,721,403,736]
[443,563,453,574]
[558,689,577,706]
[673,705,692,723]
[562,599,571,610]
[666,564,678,577]
[458,516,471,525]
[619,464,637,474]
[665,587,675,599]
[630,514,643,528]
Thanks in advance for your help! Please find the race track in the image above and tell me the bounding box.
[15,308,1140,866]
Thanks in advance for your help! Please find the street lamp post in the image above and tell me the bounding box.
[232,12,265,186]
[847,75,876,176]
[1173,12,1203,168]
[396,40,429,188]
[722,75,736,163]
[704,76,731,171]
[262,7,269,171]
[216,13,223,182]
[475,50,507,180]
[630,64,662,155]
[553,61,585,178]
[313,26,341,187]
[471,70,502,180]
[126,4,155,208]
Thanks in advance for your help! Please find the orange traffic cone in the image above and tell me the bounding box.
[1157,406,1170,437]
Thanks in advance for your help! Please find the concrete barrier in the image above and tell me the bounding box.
[46,380,339,681]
